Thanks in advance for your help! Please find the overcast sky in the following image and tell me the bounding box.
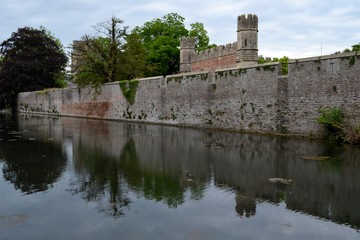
[1,0,359,59]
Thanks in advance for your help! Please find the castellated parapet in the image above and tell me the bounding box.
[237,14,258,30]
[179,14,258,73]
[193,42,237,61]
[20,14,360,139]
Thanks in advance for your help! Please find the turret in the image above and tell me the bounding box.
[237,14,258,67]
[179,37,196,73]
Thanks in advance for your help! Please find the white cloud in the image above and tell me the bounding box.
[0,0,359,58]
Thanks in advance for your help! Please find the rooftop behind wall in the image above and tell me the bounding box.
[192,42,237,62]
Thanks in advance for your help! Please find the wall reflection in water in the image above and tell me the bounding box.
[1,114,360,229]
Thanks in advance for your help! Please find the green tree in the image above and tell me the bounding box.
[135,13,188,76]
[189,22,215,51]
[136,13,213,76]
[72,16,128,89]
[351,43,360,52]
[343,43,360,53]
[120,32,150,80]
[0,27,67,110]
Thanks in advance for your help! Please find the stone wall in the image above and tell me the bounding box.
[285,54,360,135]
[18,52,360,137]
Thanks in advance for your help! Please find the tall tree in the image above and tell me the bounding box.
[72,16,128,89]
[135,13,188,76]
[120,32,150,80]
[189,22,214,51]
[0,27,67,110]
[135,13,214,76]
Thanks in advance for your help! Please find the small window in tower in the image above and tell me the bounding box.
[245,39,248,46]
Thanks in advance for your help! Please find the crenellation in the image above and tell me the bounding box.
[180,37,196,49]
[23,14,360,138]
[192,42,237,62]
[237,14,258,30]
[179,14,258,73]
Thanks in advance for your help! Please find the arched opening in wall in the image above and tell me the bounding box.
[245,39,248,47]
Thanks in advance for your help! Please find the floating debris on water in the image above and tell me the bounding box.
[269,178,295,185]
[28,138,36,141]
[7,131,21,135]
[0,214,29,226]
[205,142,225,148]
[300,156,331,161]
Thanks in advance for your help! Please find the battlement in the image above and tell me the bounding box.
[179,13,259,72]
[237,14,258,31]
[180,37,196,49]
[193,42,237,61]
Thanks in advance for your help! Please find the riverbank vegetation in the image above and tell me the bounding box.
[317,106,360,145]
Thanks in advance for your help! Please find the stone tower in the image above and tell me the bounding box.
[71,40,86,76]
[179,37,196,73]
[237,14,258,67]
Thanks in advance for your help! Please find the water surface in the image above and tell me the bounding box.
[0,114,359,240]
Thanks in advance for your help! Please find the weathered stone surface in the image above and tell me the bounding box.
[17,52,360,137]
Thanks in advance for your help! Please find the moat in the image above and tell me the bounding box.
[0,114,359,240]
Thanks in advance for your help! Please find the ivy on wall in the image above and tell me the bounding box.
[119,80,140,104]
[257,56,289,75]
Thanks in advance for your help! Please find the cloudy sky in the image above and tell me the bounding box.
[1,0,359,59]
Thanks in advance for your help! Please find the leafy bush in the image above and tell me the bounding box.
[279,56,289,75]
[317,107,344,142]
[317,107,343,130]
[317,106,360,144]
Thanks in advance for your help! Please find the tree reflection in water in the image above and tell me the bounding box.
[2,114,360,231]
[68,141,131,218]
[0,115,66,195]
[68,138,205,217]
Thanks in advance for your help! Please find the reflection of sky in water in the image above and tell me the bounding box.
[1,115,360,240]
[62,137,75,182]
[63,138,73,164]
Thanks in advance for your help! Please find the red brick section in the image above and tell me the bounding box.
[191,54,237,72]
[62,102,110,118]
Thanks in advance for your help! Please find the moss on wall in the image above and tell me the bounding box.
[119,80,140,104]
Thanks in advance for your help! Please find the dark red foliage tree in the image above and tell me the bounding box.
[0,27,67,110]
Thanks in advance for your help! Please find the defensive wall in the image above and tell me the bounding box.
[18,51,360,137]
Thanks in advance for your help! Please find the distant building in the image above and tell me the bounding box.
[180,14,258,73]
